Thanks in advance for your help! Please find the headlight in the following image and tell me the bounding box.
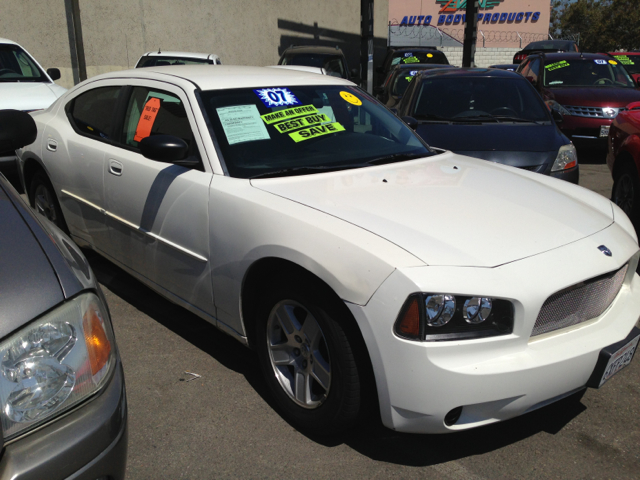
[551,143,578,172]
[546,100,571,116]
[0,293,115,441]
[394,293,514,341]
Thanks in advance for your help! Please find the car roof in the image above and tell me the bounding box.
[0,37,19,46]
[523,40,577,50]
[390,46,440,52]
[391,63,452,71]
[538,52,610,62]
[415,67,523,80]
[85,65,353,90]
[282,45,344,56]
[609,52,640,56]
[141,51,220,60]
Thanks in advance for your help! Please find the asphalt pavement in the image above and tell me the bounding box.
[39,163,637,479]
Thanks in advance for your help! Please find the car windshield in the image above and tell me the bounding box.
[137,56,212,67]
[0,44,47,83]
[390,69,421,96]
[612,54,640,75]
[391,51,447,67]
[199,85,432,179]
[411,76,550,122]
[524,41,577,52]
[282,54,347,78]
[543,58,635,87]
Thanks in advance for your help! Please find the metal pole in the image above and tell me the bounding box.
[70,0,87,82]
[462,0,478,67]
[367,0,374,94]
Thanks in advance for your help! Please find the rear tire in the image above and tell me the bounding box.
[29,170,68,233]
[255,279,362,435]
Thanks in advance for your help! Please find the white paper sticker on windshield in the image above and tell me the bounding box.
[217,105,270,145]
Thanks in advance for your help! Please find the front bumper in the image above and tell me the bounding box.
[0,361,128,480]
[349,223,640,433]
[560,116,613,151]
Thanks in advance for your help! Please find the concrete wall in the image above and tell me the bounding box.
[439,46,521,68]
[1,0,389,89]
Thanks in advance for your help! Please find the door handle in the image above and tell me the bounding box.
[46,139,57,152]
[109,159,123,176]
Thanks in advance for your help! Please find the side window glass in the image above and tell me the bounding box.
[528,58,540,84]
[68,86,121,139]
[121,87,196,153]
[519,61,531,78]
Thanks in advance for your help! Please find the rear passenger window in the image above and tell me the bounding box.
[67,87,121,139]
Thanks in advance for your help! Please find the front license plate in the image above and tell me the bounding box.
[586,327,640,388]
[600,125,610,137]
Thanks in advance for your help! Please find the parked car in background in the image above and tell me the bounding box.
[395,68,579,182]
[135,50,222,67]
[513,39,579,64]
[607,101,640,230]
[375,63,456,108]
[517,52,640,155]
[608,52,640,84]
[278,45,357,82]
[376,47,449,87]
[0,38,66,174]
[269,65,327,75]
[0,109,127,479]
[489,64,519,72]
[16,65,640,436]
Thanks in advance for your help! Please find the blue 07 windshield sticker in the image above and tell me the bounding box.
[594,59,607,65]
[254,88,301,107]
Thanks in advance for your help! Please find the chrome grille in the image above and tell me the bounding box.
[565,106,605,118]
[532,265,628,337]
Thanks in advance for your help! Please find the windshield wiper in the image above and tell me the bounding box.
[451,114,499,123]
[250,164,366,179]
[491,116,546,124]
[366,153,426,166]
[414,113,451,123]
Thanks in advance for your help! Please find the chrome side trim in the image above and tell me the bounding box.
[61,189,208,263]
[571,135,598,139]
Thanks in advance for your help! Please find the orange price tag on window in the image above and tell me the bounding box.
[133,97,161,142]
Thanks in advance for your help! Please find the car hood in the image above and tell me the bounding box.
[0,82,66,111]
[548,86,640,107]
[416,123,560,152]
[251,152,613,268]
[0,182,64,338]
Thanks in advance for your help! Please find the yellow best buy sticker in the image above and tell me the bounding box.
[289,122,345,142]
[261,104,318,124]
[427,53,433,58]
[545,60,569,71]
[609,59,618,65]
[274,113,332,134]
[340,91,362,106]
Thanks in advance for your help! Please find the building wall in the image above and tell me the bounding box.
[388,0,550,48]
[1,0,389,89]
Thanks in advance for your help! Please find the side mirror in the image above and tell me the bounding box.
[551,109,563,124]
[0,109,37,151]
[139,135,189,162]
[47,68,61,81]
[526,76,537,86]
[401,116,418,130]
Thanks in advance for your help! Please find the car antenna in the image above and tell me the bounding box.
[158,47,161,54]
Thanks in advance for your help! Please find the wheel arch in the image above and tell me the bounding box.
[22,155,47,200]
[614,135,640,180]
[241,256,380,418]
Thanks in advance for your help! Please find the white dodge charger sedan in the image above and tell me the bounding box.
[16,65,640,435]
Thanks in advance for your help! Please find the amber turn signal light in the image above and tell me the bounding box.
[395,295,422,339]
[83,303,112,376]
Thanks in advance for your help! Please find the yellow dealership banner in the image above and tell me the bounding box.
[274,113,332,134]
[261,105,318,124]
[289,122,345,142]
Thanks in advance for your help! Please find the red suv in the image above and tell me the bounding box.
[518,52,640,154]
[608,52,640,84]
[607,101,640,229]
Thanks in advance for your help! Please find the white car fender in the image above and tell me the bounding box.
[207,175,425,336]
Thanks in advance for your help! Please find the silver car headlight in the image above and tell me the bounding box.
[551,143,578,172]
[0,292,115,441]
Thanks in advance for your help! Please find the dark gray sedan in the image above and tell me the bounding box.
[0,110,127,479]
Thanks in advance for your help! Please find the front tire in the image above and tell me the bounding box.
[255,280,362,435]
[29,170,68,233]
[612,161,640,228]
